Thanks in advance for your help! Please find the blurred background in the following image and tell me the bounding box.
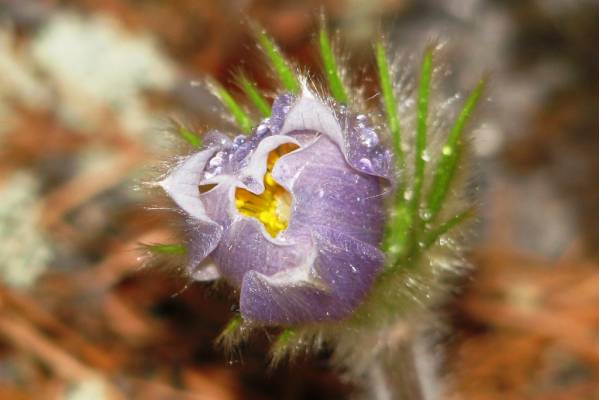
[0,0,598,399]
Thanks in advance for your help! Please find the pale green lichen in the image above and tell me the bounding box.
[30,12,176,136]
[0,172,53,288]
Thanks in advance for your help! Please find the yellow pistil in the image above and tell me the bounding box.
[235,143,298,237]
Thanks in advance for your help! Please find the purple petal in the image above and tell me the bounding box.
[160,139,228,278]
[160,147,218,220]
[273,135,386,245]
[183,218,223,278]
[211,218,311,287]
[239,228,384,325]
[236,134,300,194]
[343,115,395,180]
[162,92,393,323]
[280,92,394,181]
[267,92,295,134]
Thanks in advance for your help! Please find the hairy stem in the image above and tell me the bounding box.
[363,331,440,400]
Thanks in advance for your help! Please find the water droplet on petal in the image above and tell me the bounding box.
[359,128,379,148]
[256,124,269,136]
[233,135,246,147]
[358,157,373,171]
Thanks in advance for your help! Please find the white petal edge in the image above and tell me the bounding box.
[160,147,217,221]
[237,134,301,194]
[190,258,221,281]
[279,93,344,149]
[248,246,327,290]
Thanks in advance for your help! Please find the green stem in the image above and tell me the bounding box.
[256,29,301,93]
[425,79,485,222]
[319,26,349,104]
[375,41,404,168]
[236,74,271,117]
[211,80,254,134]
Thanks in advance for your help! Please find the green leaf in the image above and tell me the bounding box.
[211,80,254,134]
[215,314,246,351]
[272,328,297,353]
[256,29,301,93]
[318,25,348,104]
[236,73,271,117]
[375,41,404,167]
[176,125,202,148]
[410,48,433,216]
[421,208,473,250]
[425,79,485,222]
[219,314,243,338]
[144,243,187,255]
[383,202,412,267]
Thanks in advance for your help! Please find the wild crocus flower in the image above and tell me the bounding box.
[160,90,394,325]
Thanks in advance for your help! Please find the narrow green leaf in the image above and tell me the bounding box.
[421,208,473,250]
[211,81,254,134]
[319,26,348,104]
[383,202,412,268]
[220,314,243,338]
[236,73,271,117]
[256,29,300,93]
[425,79,485,221]
[144,243,187,255]
[176,125,202,148]
[268,328,298,366]
[272,329,297,352]
[375,41,404,167]
[410,48,433,216]
[215,314,246,350]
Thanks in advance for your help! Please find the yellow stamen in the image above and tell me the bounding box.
[235,143,298,237]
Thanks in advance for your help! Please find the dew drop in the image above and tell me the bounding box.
[233,135,246,147]
[359,128,379,148]
[256,124,269,136]
[358,157,373,171]
[209,152,224,167]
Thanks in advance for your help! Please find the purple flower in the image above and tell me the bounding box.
[160,90,394,325]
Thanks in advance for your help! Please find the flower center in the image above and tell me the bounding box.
[235,143,298,237]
